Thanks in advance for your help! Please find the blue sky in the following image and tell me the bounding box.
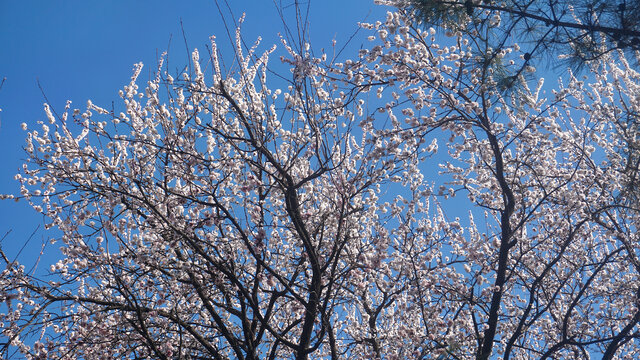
[0,0,388,263]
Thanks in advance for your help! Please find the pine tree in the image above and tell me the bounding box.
[405,0,640,81]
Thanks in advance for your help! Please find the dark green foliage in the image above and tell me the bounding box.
[409,0,471,29]
[405,0,640,74]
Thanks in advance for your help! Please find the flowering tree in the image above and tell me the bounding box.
[2,1,640,359]
[345,3,640,358]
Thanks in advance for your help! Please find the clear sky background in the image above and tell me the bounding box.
[0,1,388,264]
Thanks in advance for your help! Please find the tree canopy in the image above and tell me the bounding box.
[406,0,640,72]
[1,1,640,359]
